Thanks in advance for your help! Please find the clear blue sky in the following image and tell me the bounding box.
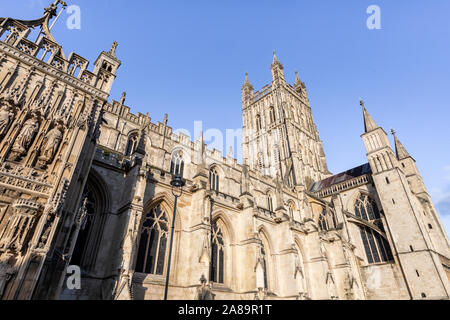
[3,0,450,235]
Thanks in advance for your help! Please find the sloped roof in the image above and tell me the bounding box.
[309,163,372,193]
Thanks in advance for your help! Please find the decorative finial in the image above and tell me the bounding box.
[164,113,168,125]
[295,70,300,82]
[273,50,278,63]
[110,41,118,56]
[360,99,365,108]
[120,91,126,105]
[391,129,396,136]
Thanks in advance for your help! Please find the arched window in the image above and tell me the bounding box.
[355,194,394,264]
[210,221,225,284]
[269,107,276,123]
[355,194,381,224]
[135,204,170,275]
[256,114,262,131]
[288,203,295,221]
[318,211,328,232]
[170,151,184,177]
[318,208,337,232]
[125,134,138,156]
[267,194,274,212]
[209,168,220,192]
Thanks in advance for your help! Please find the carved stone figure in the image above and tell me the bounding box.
[38,123,63,167]
[0,202,40,253]
[0,102,13,138]
[196,275,214,300]
[0,254,16,299]
[11,113,40,160]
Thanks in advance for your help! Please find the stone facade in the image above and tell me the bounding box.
[0,2,449,300]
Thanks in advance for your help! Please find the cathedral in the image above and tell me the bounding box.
[0,1,449,300]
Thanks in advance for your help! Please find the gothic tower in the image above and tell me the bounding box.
[242,52,330,188]
[361,101,450,299]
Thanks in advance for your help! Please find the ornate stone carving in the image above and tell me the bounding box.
[109,41,118,57]
[0,198,41,254]
[0,254,17,299]
[196,275,214,300]
[0,100,14,139]
[10,112,40,161]
[38,122,63,168]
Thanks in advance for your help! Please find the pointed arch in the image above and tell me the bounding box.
[211,211,235,244]
[135,194,183,276]
[170,148,185,178]
[287,200,297,221]
[209,212,235,287]
[294,237,309,296]
[143,192,182,230]
[70,168,111,270]
[352,193,394,264]
[125,130,139,156]
[209,164,223,192]
[256,226,275,291]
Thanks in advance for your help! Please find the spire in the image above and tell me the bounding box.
[271,50,283,69]
[242,72,253,91]
[360,100,379,133]
[294,70,305,93]
[273,51,279,64]
[228,146,233,158]
[391,129,412,160]
[271,51,285,83]
[244,72,250,85]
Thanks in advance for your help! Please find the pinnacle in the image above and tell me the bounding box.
[361,100,379,133]
[392,130,412,160]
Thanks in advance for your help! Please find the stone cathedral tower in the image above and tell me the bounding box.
[242,52,330,188]
[361,103,450,299]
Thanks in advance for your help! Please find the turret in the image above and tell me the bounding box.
[360,100,398,173]
[294,71,306,95]
[241,73,254,108]
[93,41,121,94]
[271,51,285,84]
[360,100,450,300]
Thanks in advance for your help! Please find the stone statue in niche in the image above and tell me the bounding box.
[38,122,64,168]
[0,254,16,299]
[196,275,214,300]
[0,101,14,139]
[10,113,40,161]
